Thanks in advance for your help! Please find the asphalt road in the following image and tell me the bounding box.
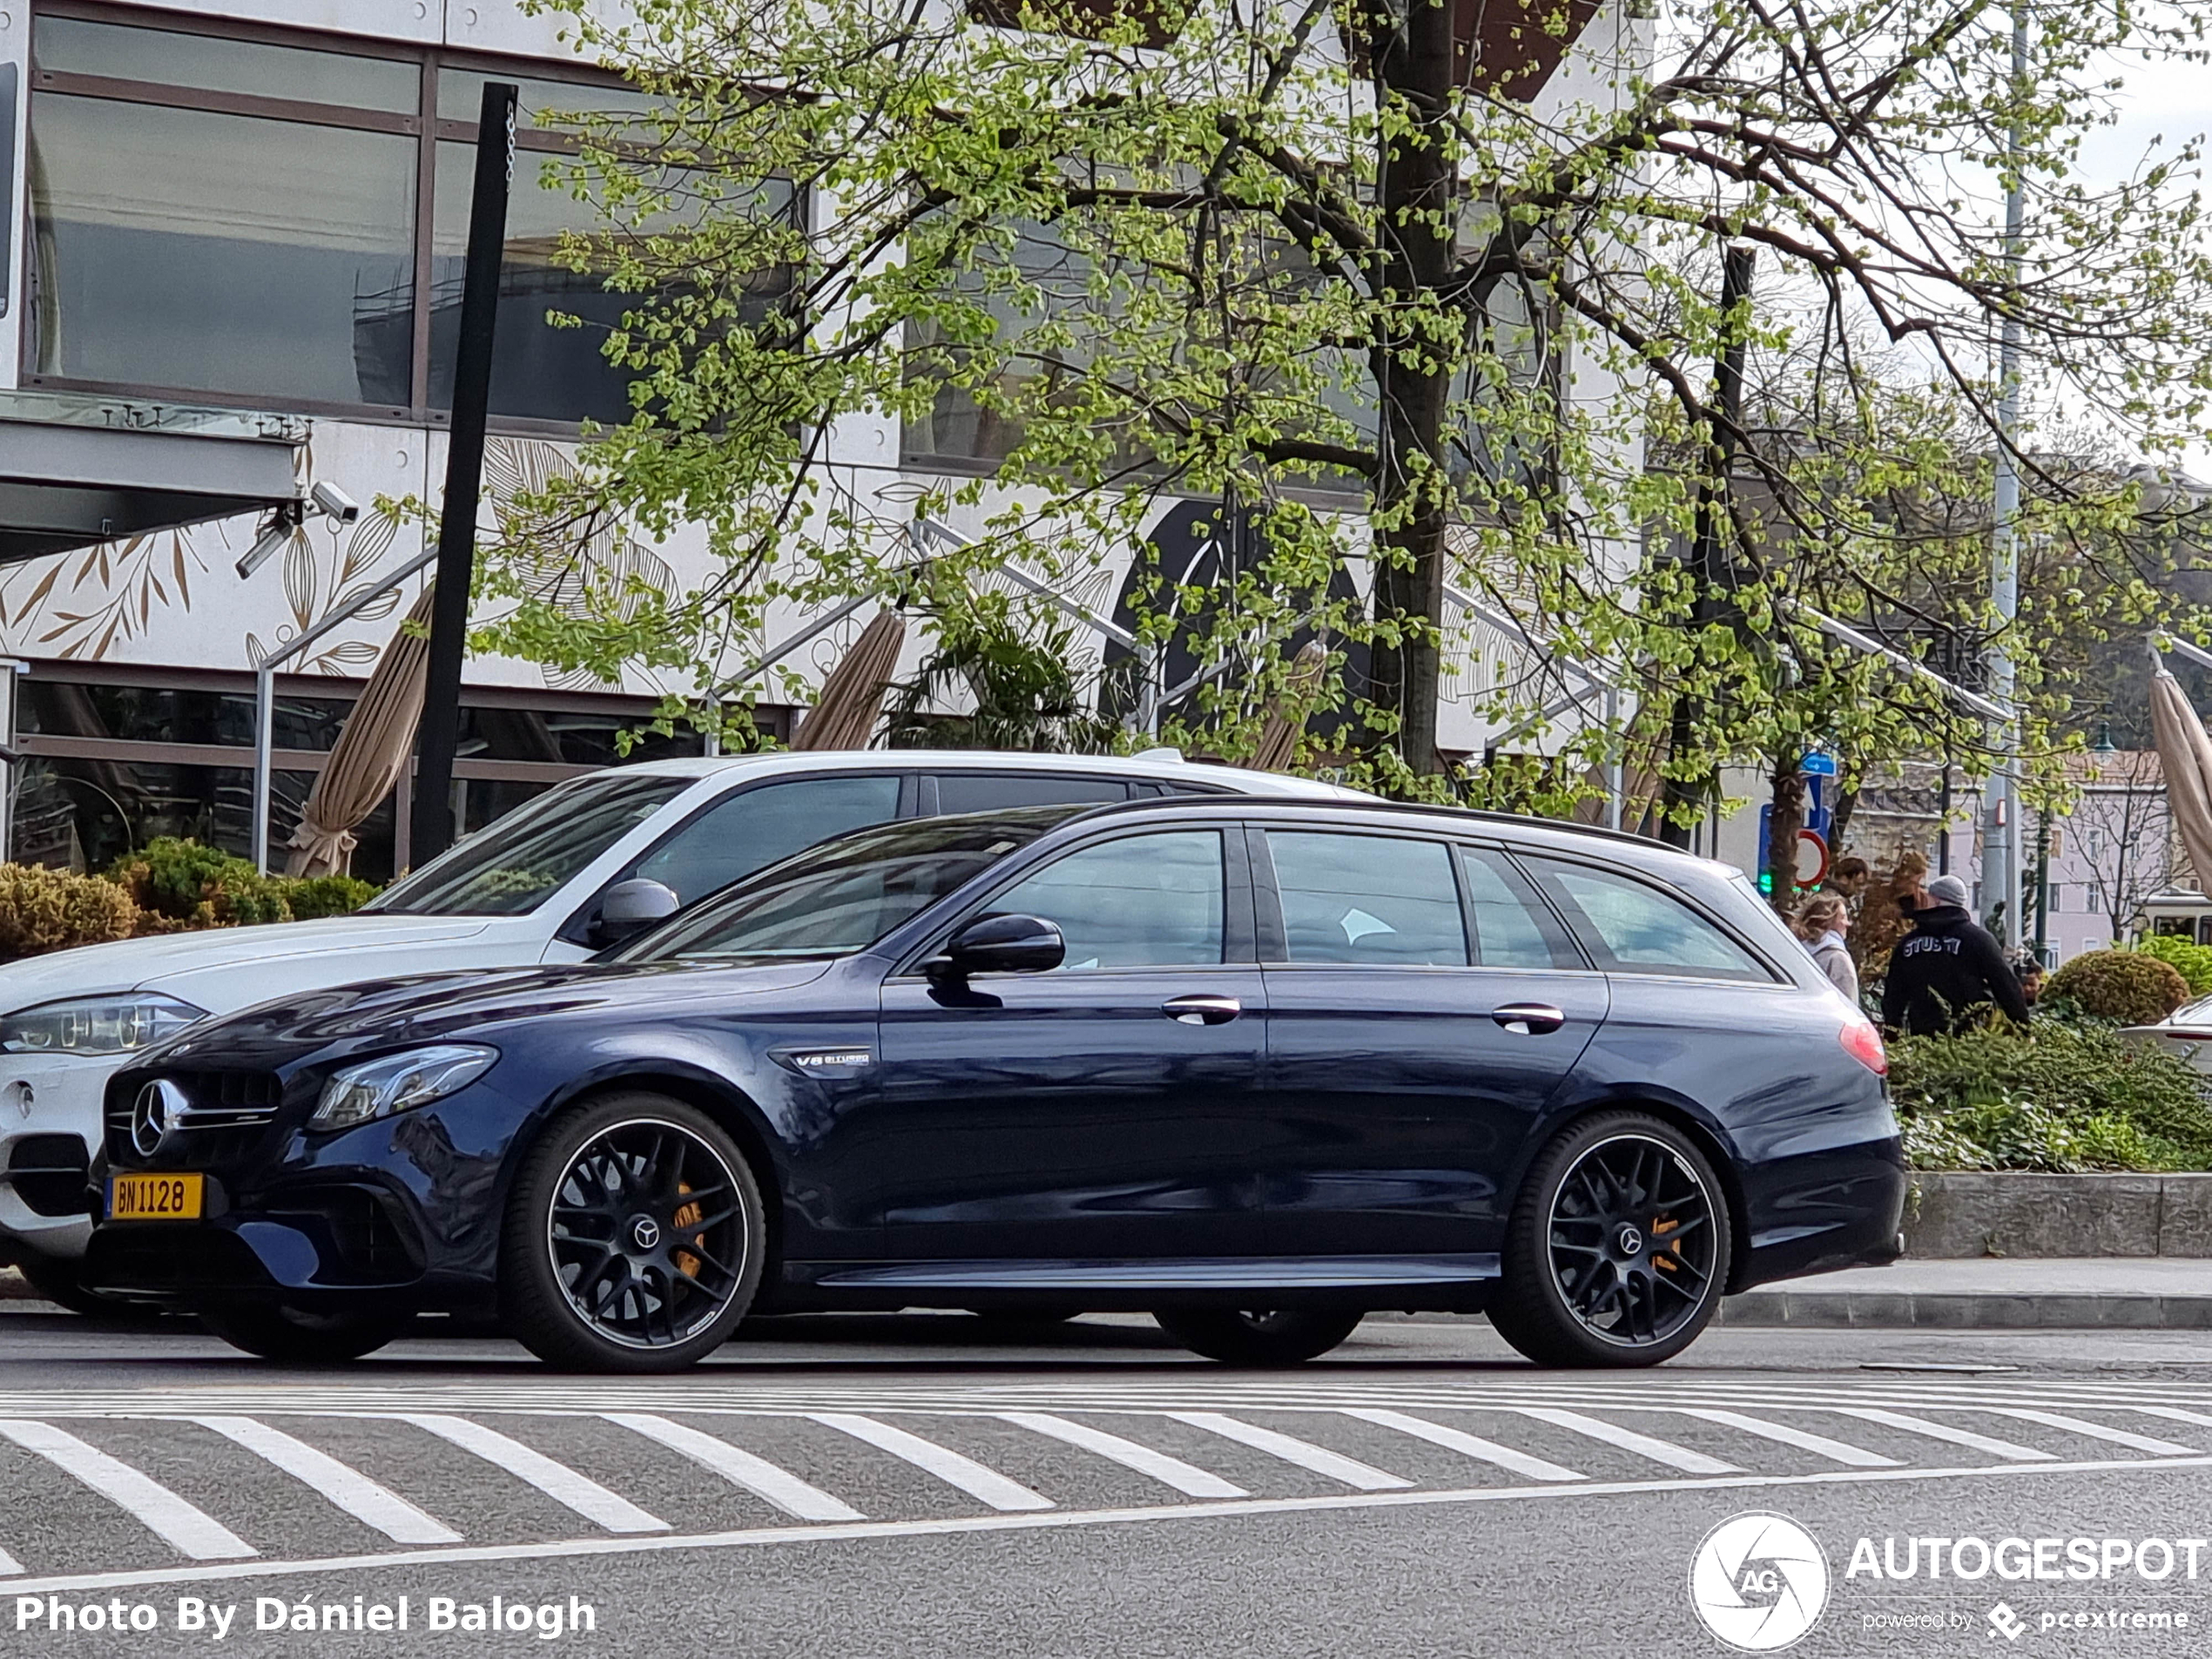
[3,1305,2211,1658]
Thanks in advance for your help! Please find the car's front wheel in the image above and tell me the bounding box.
[1488,1110,1731,1368]
[196,1303,402,1363]
[501,1093,765,1373]
[1153,1308,1364,1366]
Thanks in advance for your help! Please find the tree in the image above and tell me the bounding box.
[486,0,2212,808]
[2071,751,2176,941]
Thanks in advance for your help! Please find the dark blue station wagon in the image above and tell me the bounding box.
[89,798,1905,1371]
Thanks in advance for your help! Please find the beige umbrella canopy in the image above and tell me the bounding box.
[2151,667,2212,891]
[1250,639,1331,772]
[791,609,907,752]
[284,584,439,878]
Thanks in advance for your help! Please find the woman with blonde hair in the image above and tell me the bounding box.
[1792,892,1859,1001]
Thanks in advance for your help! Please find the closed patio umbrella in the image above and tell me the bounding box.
[285,584,438,877]
[791,609,907,752]
[2150,667,2212,890]
[1251,639,1331,772]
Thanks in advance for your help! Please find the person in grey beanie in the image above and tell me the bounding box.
[1880,873,2031,1035]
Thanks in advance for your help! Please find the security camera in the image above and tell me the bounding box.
[310,481,361,523]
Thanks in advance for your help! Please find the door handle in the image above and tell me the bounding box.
[1163,994,1242,1026]
[1492,1002,1567,1035]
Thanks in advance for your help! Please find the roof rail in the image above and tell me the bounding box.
[1093,789,1677,851]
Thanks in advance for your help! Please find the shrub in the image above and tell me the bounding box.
[283,874,380,920]
[110,838,293,928]
[0,865,140,961]
[2137,934,2212,999]
[2045,949,2189,1025]
[1889,1022,2212,1171]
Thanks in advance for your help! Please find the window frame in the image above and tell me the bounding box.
[21,0,774,435]
[1507,849,1786,987]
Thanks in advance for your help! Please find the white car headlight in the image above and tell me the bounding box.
[0,994,207,1057]
[312,1045,498,1131]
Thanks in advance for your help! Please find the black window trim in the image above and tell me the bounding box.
[917,769,1139,816]
[1504,846,1788,987]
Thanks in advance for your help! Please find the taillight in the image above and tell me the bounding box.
[1839,1016,1887,1076]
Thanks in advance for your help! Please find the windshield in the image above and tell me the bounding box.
[611,806,1089,964]
[366,772,692,916]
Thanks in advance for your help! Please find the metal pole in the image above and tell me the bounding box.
[1938,761,1952,875]
[2033,810,2051,961]
[411,79,516,868]
[1603,686,1623,831]
[0,660,23,865]
[1986,3,2027,942]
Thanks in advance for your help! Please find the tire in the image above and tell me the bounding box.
[196,1303,401,1363]
[1153,1308,1364,1366]
[17,1254,162,1321]
[500,1093,765,1373]
[1488,1110,1732,1369]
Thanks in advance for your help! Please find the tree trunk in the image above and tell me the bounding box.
[1766,757,1805,915]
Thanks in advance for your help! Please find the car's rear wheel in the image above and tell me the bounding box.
[501,1093,765,1373]
[196,1303,402,1363]
[1489,1111,1730,1368]
[1153,1308,1364,1366]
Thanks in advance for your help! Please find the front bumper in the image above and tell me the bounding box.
[0,1055,119,1260]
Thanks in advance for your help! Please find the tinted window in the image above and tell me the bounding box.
[1524,860,1771,982]
[935,772,1130,814]
[367,772,689,915]
[991,831,1224,968]
[1460,848,1576,969]
[1267,832,1467,966]
[627,775,902,905]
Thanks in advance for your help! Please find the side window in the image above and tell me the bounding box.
[1460,848,1577,969]
[627,775,903,905]
[1265,832,1467,966]
[989,831,1224,969]
[935,772,1130,813]
[1522,859,1773,983]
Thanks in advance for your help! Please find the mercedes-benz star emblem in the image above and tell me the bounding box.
[631,1217,663,1251]
[131,1079,188,1159]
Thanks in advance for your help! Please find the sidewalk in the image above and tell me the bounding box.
[1720,1257,2212,1329]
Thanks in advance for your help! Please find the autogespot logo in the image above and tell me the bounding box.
[1689,1512,1831,1651]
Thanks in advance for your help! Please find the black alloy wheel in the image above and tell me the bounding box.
[502,1094,765,1372]
[196,1302,403,1364]
[1153,1308,1365,1366]
[1490,1110,1731,1368]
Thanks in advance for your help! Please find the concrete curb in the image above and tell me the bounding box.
[1907,1173,2212,1258]
[1718,1291,2212,1329]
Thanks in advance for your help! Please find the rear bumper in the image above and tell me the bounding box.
[1731,1133,1908,1291]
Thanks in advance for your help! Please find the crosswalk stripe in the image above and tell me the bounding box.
[808,1414,1054,1513]
[395,1416,668,1534]
[1502,1408,1739,1475]
[1826,1407,2055,1462]
[2123,1405,2212,1433]
[604,1415,865,1522]
[1339,1408,1584,1482]
[0,1420,255,1561]
[1967,1408,2196,1457]
[998,1413,1247,1499]
[1167,1412,1413,1491]
[1673,1409,1900,1469]
[191,1418,462,1546]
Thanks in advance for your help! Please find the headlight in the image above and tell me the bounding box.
[312,1045,498,1131]
[0,994,207,1056]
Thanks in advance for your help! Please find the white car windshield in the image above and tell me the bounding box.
[365,772,692,916]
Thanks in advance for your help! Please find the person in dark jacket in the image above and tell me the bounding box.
[1880,874,2033,1035]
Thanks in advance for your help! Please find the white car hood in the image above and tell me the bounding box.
[0,914,502,1016]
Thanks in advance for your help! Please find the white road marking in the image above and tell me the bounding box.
[1338,1407,1584,1482]
[5,1450,2208,1601]
[1825,1407,2055,1462]
[2124,1405,2212,1433]
[1501,1407,1739,1475]
[0,1420,255,1561]
[604,1414,865,1522]
[1168,1412,1412,1491]
[808,1413,1054,1512]
[1671,1409,1900,1469]
[190,1418,462,1546]
[1965,1407,2196,1457]
[0,1544,20,1576]
[395,1415,668,1534]
[998,1413,1247,1499]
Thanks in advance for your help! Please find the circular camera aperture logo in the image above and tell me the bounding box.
[1689,1512,1830,1651]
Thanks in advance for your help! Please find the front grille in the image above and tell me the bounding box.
[105,1069,287,1167]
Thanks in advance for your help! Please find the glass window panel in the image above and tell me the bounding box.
[33,16,420,114]
[935,773,1128,813]
[1460,847,1574,969]
[455,706,705,768]
[991,831,1224,969]
[21,680,356,751]
[30,96,417,406]
[626,775,904,906]
[1267,832,1467,966]
[1527,860,1771,982]
[6,758,365,876]
[436,68,667,131]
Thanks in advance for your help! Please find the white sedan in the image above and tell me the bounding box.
[2121,995,2212,1078]
[0,749,1361,1305]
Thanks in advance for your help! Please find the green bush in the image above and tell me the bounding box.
[2045,949,2189,1025]
[2137,934,2212,999]
[110,837,294,928]
[1889,1022,2212,1171]
[0,865,140,961]
[283,874,380,920]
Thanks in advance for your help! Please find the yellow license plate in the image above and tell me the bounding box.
[107,1172,203,1222]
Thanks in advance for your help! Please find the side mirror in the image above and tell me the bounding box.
[929,913,1065,981]
[594,878,681,947]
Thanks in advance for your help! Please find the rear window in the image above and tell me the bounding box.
[1520,858,1774,983]
[934,772,1130,813]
